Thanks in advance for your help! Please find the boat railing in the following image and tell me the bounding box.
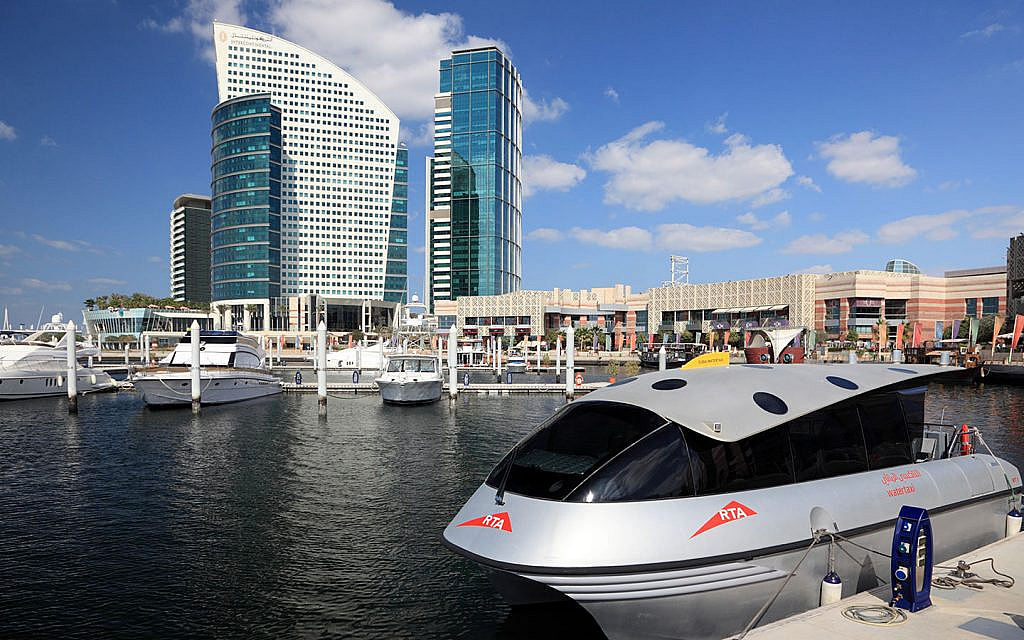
[911,421,975,461]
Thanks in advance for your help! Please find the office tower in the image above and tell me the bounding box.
[210,22,406,327]
[169,194,212,303]
[425,47,523,311]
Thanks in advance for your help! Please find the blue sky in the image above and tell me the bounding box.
[1,1,1023,326]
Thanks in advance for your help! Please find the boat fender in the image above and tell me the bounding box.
[1007,507,1022,538]
[352,370,360,384]
[820,571,842,606]
[56,375,63,387]
[90,374,96,385]
[960,424,972,456]
[979,366,987,379]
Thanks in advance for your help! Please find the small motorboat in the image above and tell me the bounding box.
[375,354,443,405]
[745,327,805,364]
[506,353,528,374]
[639,342,708,369]
[443,363,1020,640]
[133,330,281,406]
[0,330,114,400]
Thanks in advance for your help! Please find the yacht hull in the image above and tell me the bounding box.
[134,370,281,406]
[506,363,528,374]
[0,370,115,401]
[377,378,443,404]
[444,454,1021,640]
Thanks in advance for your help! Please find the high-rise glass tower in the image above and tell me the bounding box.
[211,22,407,324]
[425,47,522,311]
[170,194,212,303]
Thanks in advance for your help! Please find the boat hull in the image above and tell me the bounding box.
[376,378,443,404]
[134,370,281,406]
[507,363,528,374]
[0,370,115,401]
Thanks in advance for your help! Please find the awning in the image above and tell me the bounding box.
[768,304,787,311]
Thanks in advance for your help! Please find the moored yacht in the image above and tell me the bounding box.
[443,363,1021,640]
[0,330,114,400]
[375,354,443,405]
[325,339,397,371]
[506,353,528,374]
[133,330,280,406]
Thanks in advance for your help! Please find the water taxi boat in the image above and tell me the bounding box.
[444,363,1020,639]
[375,354,443,405]
[133,330,281,406]
[744,327,806,364]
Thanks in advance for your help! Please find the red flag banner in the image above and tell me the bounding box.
[912,322,922,348]
[1012,315,1024,350]
[895,322,903,350]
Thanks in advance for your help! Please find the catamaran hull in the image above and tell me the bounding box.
[0,370,115,401]
[480,493,1008,640]
[377,379,443,404]
[134,372,281,406]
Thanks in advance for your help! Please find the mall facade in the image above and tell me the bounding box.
[433,261,1006,343]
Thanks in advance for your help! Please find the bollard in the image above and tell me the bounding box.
[536,336,541,373]
[658,345,667,371]
[555,336,562,384]
[356,339,363,372]
[124,343,130,366]
[496,336,503,382]
[848,350,858,364]
[190,320,201,413]
[565,326,575,400]
[939,351,951,366]
[143,334,150,364]
[317,321,327,418]
[891,349,902,364]
[378,335,384,373]
[447,324,458,400]
[65,321,78,414]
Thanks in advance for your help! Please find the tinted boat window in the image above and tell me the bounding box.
[897,386,926,442]
[566,424,694,503]
[789,403,868,482]
[858,392,913,469]
[688,425,794,495]
[485,402,667,500]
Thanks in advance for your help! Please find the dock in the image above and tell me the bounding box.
[280,382,604,395]
[746,533,1024,639]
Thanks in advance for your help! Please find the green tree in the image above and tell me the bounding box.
[575,325,593,351]
[845,328,859,343]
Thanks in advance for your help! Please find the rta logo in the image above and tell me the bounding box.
[457,511,513,533]
[690,500,757,538]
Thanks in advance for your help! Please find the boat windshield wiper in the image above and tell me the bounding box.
[494,445,519,506]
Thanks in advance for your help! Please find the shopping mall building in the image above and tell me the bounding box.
[432,260,1006,342]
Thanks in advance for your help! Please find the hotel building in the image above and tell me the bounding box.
[169,194,212,304]
[210,22,407,331]
[425,47,523,311]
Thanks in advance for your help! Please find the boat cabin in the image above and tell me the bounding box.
[384,355,438,373]
[489,364,954,504]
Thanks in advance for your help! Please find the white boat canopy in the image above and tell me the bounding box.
[581,363,953,443]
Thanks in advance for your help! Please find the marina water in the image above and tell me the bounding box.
[1,379,1021,639]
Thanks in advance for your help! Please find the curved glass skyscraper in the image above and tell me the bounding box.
[210,94,281,303]
[426,47,523,311]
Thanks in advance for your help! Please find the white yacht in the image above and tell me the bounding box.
[133,330,281,406]
[375,354,443,404]
[0,330,114,400]
[444,363,1021,640]
[506,353,528,374]
[325,339,397,371]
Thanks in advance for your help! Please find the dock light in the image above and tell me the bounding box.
[890,506,932,612]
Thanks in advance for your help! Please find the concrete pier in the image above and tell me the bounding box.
[746,533,1024,640]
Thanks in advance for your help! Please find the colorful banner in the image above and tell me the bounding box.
[723,330,731,348]
[1012,315,1024,350]
[895,322,903,350]
[969,317,979,346]
[912,322,922,348]
[807,330,817,351]
[952,319,961,340]
[993,316,1005,344]
[935,321,943,340]
[743,330,750,348]
[878,321,888,348]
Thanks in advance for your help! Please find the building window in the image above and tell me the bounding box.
[982,297,998,315]
[965,298,977,317]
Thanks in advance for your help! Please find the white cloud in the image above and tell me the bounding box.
[960,23,1005,39]
[0,244,20,257]
[144,0,246,63]
[817,131,917,187]
[970,206,1024,239]
[147,256,163,264]
[604,87,620,103]
[31,234,78,251]
[937,178,970,191]
[20,278,72,292]
[0,121,16,141]
[39,136,57,147]
[0,287,23,295]
[750,188,789,208]
[523,155,586,196]
[876,209,971,244]
[796,175,822,192]
[522,92,569,123]
[792,264,834,275]
[587,121,793,210]
[88,277,129,286]
[571,226,653,251]
[706,112,728,135]
[781,230,869,254]
[808,212,826,222]
[655,223,762,252]
[525,228,564,242]
[736,210,792,231]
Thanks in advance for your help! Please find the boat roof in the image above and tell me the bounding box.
[387,353,437,360]
[580,363,955,443]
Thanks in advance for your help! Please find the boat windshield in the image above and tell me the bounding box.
[387,358,436,373]
[486,401,668,500]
